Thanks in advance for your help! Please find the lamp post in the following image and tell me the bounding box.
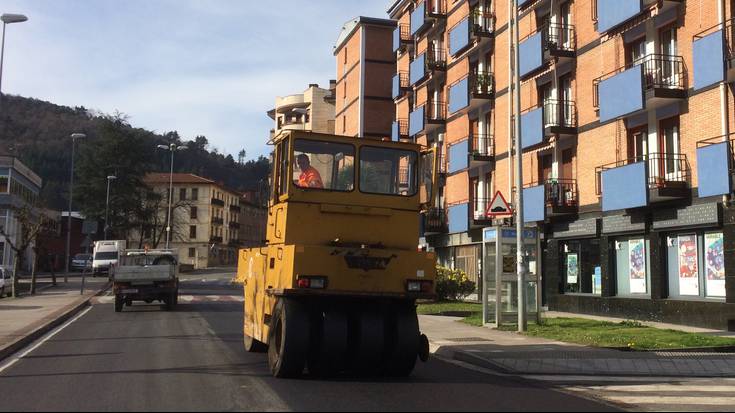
[104,175,116,240]
[157,144,188,249]
[0,13,28,110]
[64,133,85,281]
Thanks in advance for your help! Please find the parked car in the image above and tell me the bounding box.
[0,268,11,298]
[71,253,93,272]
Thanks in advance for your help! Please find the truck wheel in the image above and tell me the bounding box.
[349,310,385,374]
[114,295,123,312]
[383,303,419,377]
[267,298,309,378]
[244,334,267,353]
[307,308,348,376]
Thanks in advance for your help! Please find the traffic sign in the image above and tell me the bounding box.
[486,191,513,218]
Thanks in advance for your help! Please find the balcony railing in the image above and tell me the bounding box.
[470,9,494,36]
[469,71,494,97]
[426,45,447,71]
[426,0,447,17]
[210,236,223,244]
[211,198,225,207]
[426,100,447,123]
[529,179,578,209]
[471,133,494,157]
[229,204,241,213]
[593,54,687,108]
[438,152,447,174]
[397,71,410,90]
[212,217,224,225]
[394,118,409,139]
[595,153,691,194]
[472,198,493,220]
[543,23,576,53]
[398,23,412,44]
[543,99,577,128]
[229,222,240,229]
[424,208,448,233]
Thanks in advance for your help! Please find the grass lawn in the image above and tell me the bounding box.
[494,317,735,350]
[416,301,482,316]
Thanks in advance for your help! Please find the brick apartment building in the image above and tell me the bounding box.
[387,0,735,329]
[333,17,397,138]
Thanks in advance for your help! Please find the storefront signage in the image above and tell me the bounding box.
[652,203,720,230]
[677,234,699,296]
[552,218,600,239]
[629,238,647,294]
[705,232,726,297]
[566,253,579,284]
[602,214,646,234]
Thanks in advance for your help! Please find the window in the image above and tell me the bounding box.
[561,239,601,295]
[0,176,7,193]
[278,138,290,196]
[190,206,197,220]
[359,146,418,196]
[614,236,651,297]
[179,188,186,200]
[188,248,196,258]
[189,225,197,239]
[666,231,726,299]
[191,188,198,200]
[292,139,355,191]
[626,37,646,66]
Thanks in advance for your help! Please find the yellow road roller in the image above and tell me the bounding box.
[236,130,438,378]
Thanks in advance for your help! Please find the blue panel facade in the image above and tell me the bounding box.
[410,2,426,36]
[597,0,641,33]
[393,27,400,52]
[519,32,543,78]
[448,203,469,234]
[410,54,426,85]
[409,106,425,137]
[599,65,644,123]
[449,78,469,114]
[449,18,470,56]
[693,30,726,91]
[391,121,399,141]
[392,74,400,100]
[521,107,544,149]
[697,142,732,197]
[518,0,534,7]
[523,185,546,223]
[448,140,469,173]
[601,162,648,211]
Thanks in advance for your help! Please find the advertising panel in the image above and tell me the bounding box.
[677,235,699,296]
[629,238,647,294]
[705,232,726,298]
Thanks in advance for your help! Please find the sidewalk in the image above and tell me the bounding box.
[0,277,109,361]
[420,315,735,378]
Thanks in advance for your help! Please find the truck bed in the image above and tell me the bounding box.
[113,265,175,283]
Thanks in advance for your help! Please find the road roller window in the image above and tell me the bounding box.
[359,146,418,196]
[292,139,355,191]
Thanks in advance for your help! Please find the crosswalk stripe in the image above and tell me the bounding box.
[593,396,735,407]
[583,385,735,393]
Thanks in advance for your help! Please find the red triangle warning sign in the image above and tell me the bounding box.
[486,191,513,218]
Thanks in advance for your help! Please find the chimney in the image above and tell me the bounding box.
[308,83,319,89]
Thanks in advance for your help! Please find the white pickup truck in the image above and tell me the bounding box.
[111,249,179,312]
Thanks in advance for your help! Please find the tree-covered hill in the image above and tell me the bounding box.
[0,94,270,210]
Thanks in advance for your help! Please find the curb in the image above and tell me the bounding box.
[0,283,111,363]
[430,342,735,379]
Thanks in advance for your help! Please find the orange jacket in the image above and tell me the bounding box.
[298,166,324,189]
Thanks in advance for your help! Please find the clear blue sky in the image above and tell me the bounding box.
[1,0,391,158]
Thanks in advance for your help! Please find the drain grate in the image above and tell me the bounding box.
[446,337,492,343]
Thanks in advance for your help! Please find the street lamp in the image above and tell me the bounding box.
[157,144,188,249]
[0,13,28,109]
[64,133,85,280]
[104,175,116,240]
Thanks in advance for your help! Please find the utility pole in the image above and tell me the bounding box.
[512,0,527,333]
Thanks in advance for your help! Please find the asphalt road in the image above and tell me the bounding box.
[0,272,619,412]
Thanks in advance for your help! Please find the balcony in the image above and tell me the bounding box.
[212,217,224,225]
[408,100,446,139]
[228,239,242,247]
[696,135,735,197]
[448,10,494,57]
[411,0,447,37]
[520,100,577,150]
[519,24,576,78]
[448,72,493,116]
[229,204,241,213]
[447,139,469,174]
[210,236,223,244]
[594,54,687,123]
[392,119,409,141]
[426,45,447,72]
[425,100,446,127]
[470,133,494,167]
[423,208,448,235]
[393,23,413,53]
[409,54,428,86]
[522,179,578,223]
[595,153,691,212]
[471,198,493,228]
[438,152,447,175]
[447,202,469,234]
[393,71,411,100]
[693,18,735,90]
[229,222,240,229]
[211,198,225,207]
[594,0,683,34]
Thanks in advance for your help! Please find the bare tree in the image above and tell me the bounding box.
[133,188,191,249]
[0,204,49,297]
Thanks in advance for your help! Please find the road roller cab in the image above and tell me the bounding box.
[237,130,438,378]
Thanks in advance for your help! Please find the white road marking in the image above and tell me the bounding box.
[0,306,93,375]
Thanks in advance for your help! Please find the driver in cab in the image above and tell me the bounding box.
[295,154,324,189]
